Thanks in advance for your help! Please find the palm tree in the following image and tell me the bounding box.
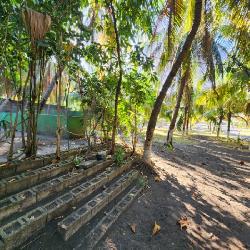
[143,0,203,162]
[166,56,191,145]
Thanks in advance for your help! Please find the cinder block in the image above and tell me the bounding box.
[96,150,107,160]
[0,218,26,249]
[60,206,92,240]
[5,175,25,195]
[0,196,20,221]
[0,180,6,198]
[78,160,97,169]
[21,171,39,187]
[58,212,81,241]
[43,199,64,222]
[0,164,16,179]
[14,189,36,209]
[94,192,109,212]
[21,207,47,238]
[71,186,85,203]
[59,171,83,188]
[80,181,92,190]
[16,158,44,173]
[57,192,74,211]
[38,164,56,180]
[33,178,63,202]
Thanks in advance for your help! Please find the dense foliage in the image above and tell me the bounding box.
[0,0,249,159]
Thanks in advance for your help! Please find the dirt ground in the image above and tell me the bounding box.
[98,134,250,250]
[0,132,86,163]
[1,131,249,249]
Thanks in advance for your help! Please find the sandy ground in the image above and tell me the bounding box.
[1,130,249,249]
[98,134,250,250]
[0,132,87,163]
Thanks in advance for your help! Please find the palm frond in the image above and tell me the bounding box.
[212,39,223,77]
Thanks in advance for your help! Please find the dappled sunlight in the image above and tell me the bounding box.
[148,135,250,249]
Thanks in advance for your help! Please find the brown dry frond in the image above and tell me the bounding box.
[22,8,51,42]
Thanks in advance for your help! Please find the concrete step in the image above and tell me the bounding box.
[78,183,144,250]
[0,146,89,179]
[0,159,112,221]
[0,149,107,198]
[0,159,74,198]
[58,169,139,241]
[0,159,135,250]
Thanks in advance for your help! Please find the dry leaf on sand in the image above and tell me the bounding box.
[152,221,161,235]
[177,216,189,230]
[154,176,161,182]
[130,223,136,233]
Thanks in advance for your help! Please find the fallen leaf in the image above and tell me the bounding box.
[154,176,161,182]
[177,216,189,230]
[130,223,136,233]
[8,178,16,183]
[152,221,160,235]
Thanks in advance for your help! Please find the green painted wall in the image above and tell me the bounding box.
[0,111,84,138]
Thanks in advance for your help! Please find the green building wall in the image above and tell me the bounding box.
[0,111,84,138]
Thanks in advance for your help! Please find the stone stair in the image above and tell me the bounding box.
[0,148,144,250]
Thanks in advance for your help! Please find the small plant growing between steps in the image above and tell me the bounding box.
[137,175,147,188]
[73,156,81,167]
[114,147,125,166]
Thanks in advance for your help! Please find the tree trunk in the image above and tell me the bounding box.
[227,110,231,139]
[56,67,62,159]
[182,105,188,135]
[39,70,62,112]
[132,105,138,154]
[143,0,202,161]
[217,111,223,138]
[186,110,190,135]
[108,0,123,154]
[166,67,189,145]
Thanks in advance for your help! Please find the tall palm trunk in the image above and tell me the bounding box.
[143,0,203,161]
[227,110,231,139]
[217,110,223,138]
[166,66,189,145]
[108,0,123,154]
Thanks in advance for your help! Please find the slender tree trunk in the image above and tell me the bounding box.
[108,0,123,154]
[143,0,202,161]
[182,105,188,135]
[56,67,62,159]
[186,110,190,135]
[166,67,189,145]
[8,108,19,161]
[227,110,231,139]
[217,111,223,138]
[132,105,137,154]
[39,70,62,112]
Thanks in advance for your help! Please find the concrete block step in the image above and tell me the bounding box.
[0,159,112,221]
[0,148,108,199]
[58,169,139,241]
[77,183,144,250]
[0,146,89,179]
[0,159,74,198]
[0,159,134,250]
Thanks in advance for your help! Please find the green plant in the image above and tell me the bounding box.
[137,176,148,188]
[73,156,81,167]
[114,147,125,166]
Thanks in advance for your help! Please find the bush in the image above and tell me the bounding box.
[114,147,125,166]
